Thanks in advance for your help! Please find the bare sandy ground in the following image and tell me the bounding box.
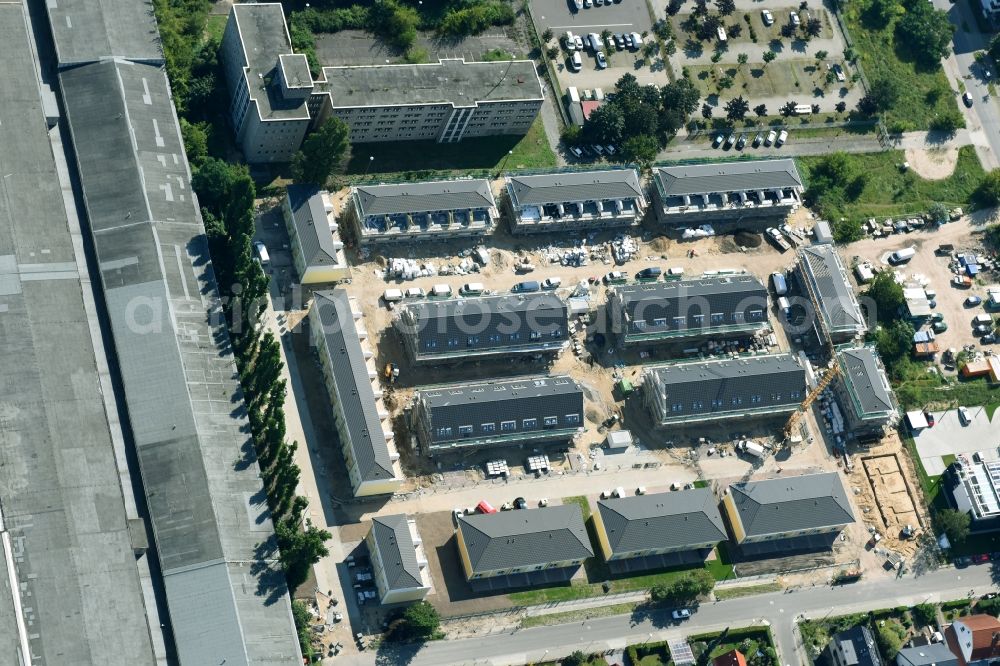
[904,147,959,180]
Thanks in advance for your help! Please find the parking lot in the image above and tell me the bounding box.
[913,406,998,476]
[533,0,668,90]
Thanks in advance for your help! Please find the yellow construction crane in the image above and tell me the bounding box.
[784,363,841,442]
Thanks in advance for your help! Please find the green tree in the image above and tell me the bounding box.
[702,102,714,119]
[371,0,419,50]
[661,78,701,116]
[858,77,901,115]
[291,600,314,657]
[875,619,907,660]
[933,508,971,544]
[737,52,749,65]
[930,111,962,134]
[975,169,1000,207]
[584,104,625,144]
[804,17,822,37]
[180,118,209,166]
[649,570,714,604]
[868,0,901,27]
[912,603,937,627]
[754,103,767,117]
[872,319,915,373]
[991,33,1000,64]
[928,202,949,224]
[896,4,954,67]
[562,651,588,666]
[763,50,777,65]
[391,601,441,642]
[621,134,660,168]
[717,0,736,14]
[276,516,331,592]
[815,49,828,61]
[865,269,905,322]
[291,117,350,186]
[725,95,750,121]
[542,28,554,42]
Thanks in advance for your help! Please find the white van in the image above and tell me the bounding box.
[771,272,788,295]
[383,288,404,303]
[405,287,425,299]
[459,282,484,296]
[431,284,453,298]
[776,129,788,146]
[890,247,916,264]
[588,33,602,52]
[253,240,270,266]
[777,296,791,316]
[569,51,582,72]
[973,314,993,326]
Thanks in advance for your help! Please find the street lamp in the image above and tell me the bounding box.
[497,149,513,176]
[363,155,374,177]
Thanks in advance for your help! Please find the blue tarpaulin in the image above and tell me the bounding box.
[967,264,980,276]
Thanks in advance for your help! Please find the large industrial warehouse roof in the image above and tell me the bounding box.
[0,5,155,662]
[58,58,301,665]
[507,169,643,207]
[45,0,163,67]
[653,159,803,197]
[597,489,727,554]
[354,179,496,217]
[729,472,855,537]
[458,506,593,573]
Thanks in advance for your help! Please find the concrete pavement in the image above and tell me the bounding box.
[331,563,997,665]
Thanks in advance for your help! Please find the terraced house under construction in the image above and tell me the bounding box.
[608,275,769,346]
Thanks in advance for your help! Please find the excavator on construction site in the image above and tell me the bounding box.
[783,363,841,444]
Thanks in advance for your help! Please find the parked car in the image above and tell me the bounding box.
[513,280,540,293]
[605,144,617,155]
[752,132,763,147]
[713,134,724,148]
[564,31,577,50]
[635,266,662,280]
[776,129,788,146]
[613,34,624,49]
[672,609,692,620]
[966,295,983,307]
[569,145,584,158]
[603,271,627,284]
[762,8,774,24]
[931,312,945,322]
[574,35,584,50]
[764,129,777,146]
[630,32,643,48]
[964,91,974,107]
[592,144,605,155]
[933,321,948,333]
[924,411,935,427]
[790,11,801,26]
[983,333,997,344]
[596,51,608,69]
[959,406,972,425]
[724,134,736,148]
[569,52,582,71]
[404,287,425,299]
[573,0,583,9]
[622,33,633,49]
[736,134,747,150]
[541,277,562,290]
[253,240,270,266]
[975,324,991,335]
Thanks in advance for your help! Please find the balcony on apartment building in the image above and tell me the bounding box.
[660,187,800,215]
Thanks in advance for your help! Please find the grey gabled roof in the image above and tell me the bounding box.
[286,185,341,267]
[896,644,959,666]
[399,293,569,356]
[597,489,726,554]
[837,347,895,416]
[832,626,883,666]
[370,514,424,591]
[355,179,496,217]
[654,159,803,197]
[458,505,593,572]
[799,245,866,335]
[313,290,396,482]
[646,354,806,419]
[419,376,584,445]
[615,276,768,333]
[730,472,855,538]
[507,169,643,207]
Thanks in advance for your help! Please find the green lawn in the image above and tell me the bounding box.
[797,146,985,222]
[672,7,834,47]
[509,565,700,605]
[901,434,943,508]
[205,13,228,42]
[714,582,782,600]
[688,59,853,99]
[690,626,777,661]
[840,0,957,129]
[344,116,555,180]
[563,495,592,520]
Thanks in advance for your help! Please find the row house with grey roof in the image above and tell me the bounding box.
[221,4,543,162]
[833,346,898,438]
[365,514,432,605]
[412,376,585,455]
[721,472,856,555]
[311,289,403,496]
[797,245,868,345]
[651,159,804,226]
[283,185,350,284]
[608,275,769,346]
[456,505,593,591]
[504,169,646,233]
[394,293,570,364]
[642,354,807,427]
[346,178,497,244]
[593,488,727,573]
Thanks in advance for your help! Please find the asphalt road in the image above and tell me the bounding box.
[937,0,1000,170]
[332,563,998,666]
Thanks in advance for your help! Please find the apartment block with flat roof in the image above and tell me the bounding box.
[395,293,570,364]
[365,514,432,605]
[833,346,898,438]
[797,245,867,344]
[311,290,403,496]
[651,159,803,226]
[505,169,646,233]
[593,489,727,573]
[413,376,584,455]
[283,185,350,284]
[642,354,806,427]
[347,179,497,244]
[456,506,593,591]
[608,275,769,346]
[221,4,543,161]
[721,472,855,555]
